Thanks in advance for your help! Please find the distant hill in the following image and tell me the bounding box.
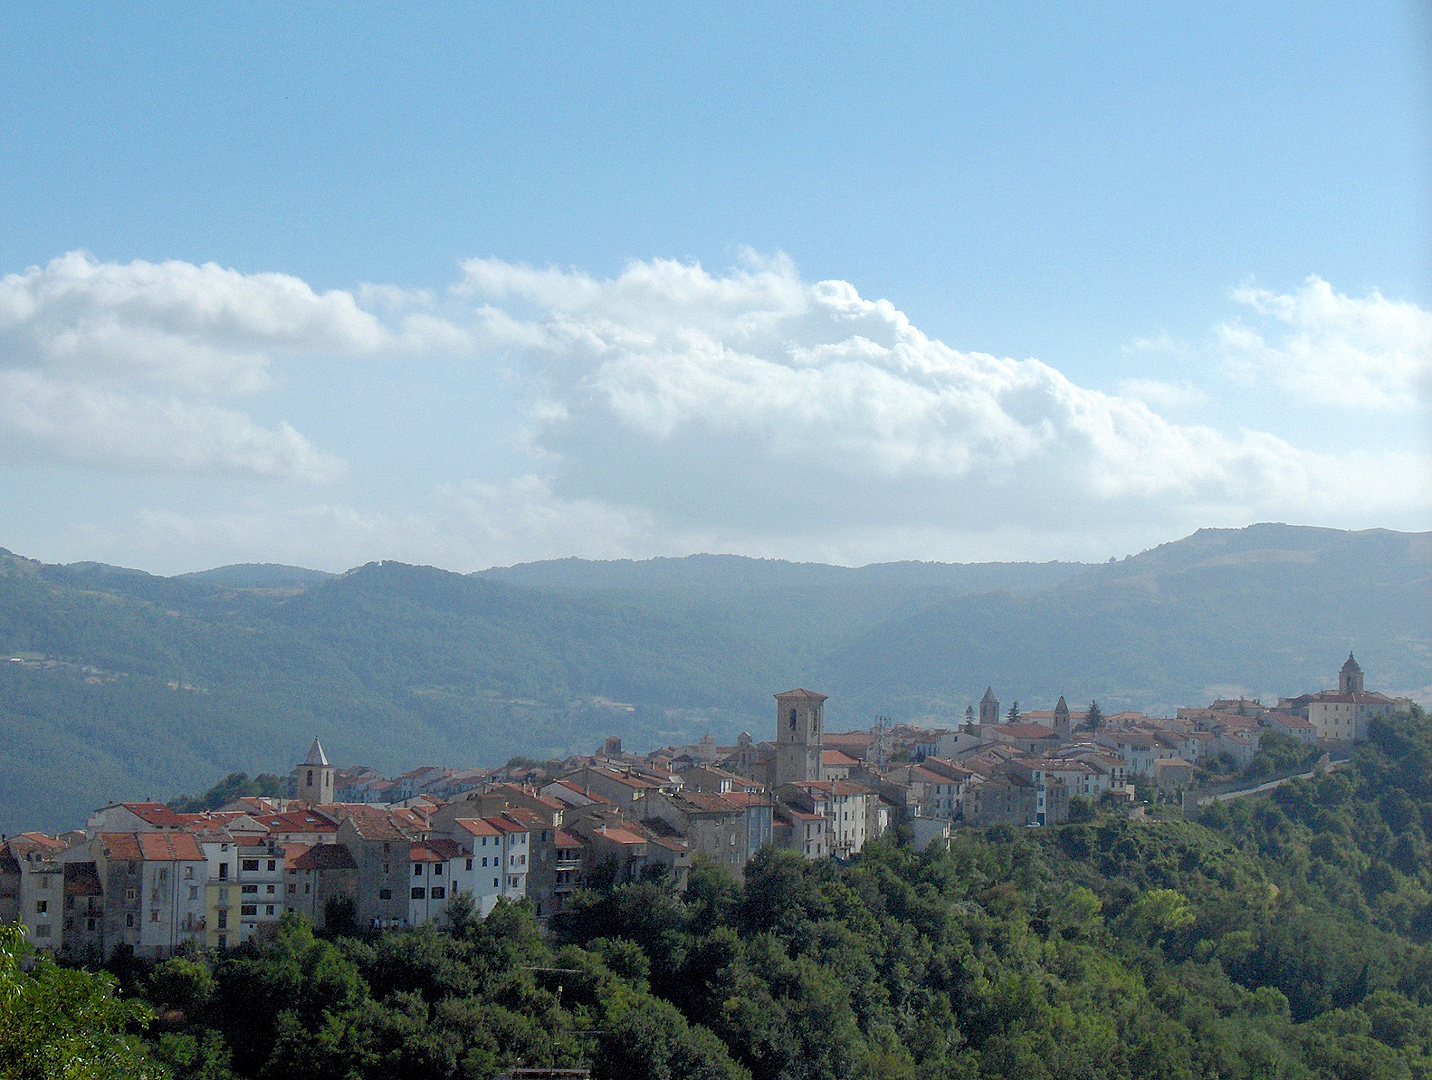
[0,524,1427,832]
[178,563,337,589]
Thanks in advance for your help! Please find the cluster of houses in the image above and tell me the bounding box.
[1,653,1409,961]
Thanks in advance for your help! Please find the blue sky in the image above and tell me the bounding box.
[0,3,1427,572]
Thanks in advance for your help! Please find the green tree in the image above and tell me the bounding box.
[0,922,159,1079]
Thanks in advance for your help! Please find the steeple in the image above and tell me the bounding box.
[979,687,1000,726]
[295,736,335,804]
[1339,652,1364,694]
[1053,695,1071,741]
[303,737,330,767]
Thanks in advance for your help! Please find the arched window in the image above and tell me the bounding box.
[789,708,798,730]
[307,769,314,785]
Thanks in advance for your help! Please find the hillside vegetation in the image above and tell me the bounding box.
[0,524,1428,832]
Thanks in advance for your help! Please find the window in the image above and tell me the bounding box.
[304,884,310,894]
[265,885,275,895]
[433,864,442,876]
[240,904,257,916]
[184,866,194,879]
[414,864,423,877]
[541,830,548,842]
[465,858,472,870]
[86,918,97,932]
[241,885,258,894]
[379,889,391,900]
[125,887,136,901]
[188,886,199,900]
[411,887,425,900]
[150,910,160,923]
[494,878,499,888]
[790,707,797,729]
[307,769,314,785]
[242,859,259,872]
[288,883,297,894]
[218,865,229,880]
[125,913,135,927]
[35,900,47,914]
[267,860,276,872]
[482,857,488,867]
[265,905,275,916]
[217,934,226,948]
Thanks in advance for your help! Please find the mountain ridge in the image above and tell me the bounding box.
[0,524,1427,832]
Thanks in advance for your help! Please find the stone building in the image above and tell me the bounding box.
[774,688,826,788]
[295,737,336,806]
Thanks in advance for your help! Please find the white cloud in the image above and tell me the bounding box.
[1117,378,1211,409]
[0,251,391,393]
[1218,276,1432,410]
[0,371,344,482]
[3,250,1427,564]
[454,255,1430,533]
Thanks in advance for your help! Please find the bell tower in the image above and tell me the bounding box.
[295,737,335,805]
[774,689,826,787]
[1339,653,1364,694]
[1054,696,1071,742]
[979,687,1000,726]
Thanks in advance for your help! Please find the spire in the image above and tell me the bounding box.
[1054,696,1069,715]
[302,737,330,767]
[1342,652,1361,672]
[981,687,996,703]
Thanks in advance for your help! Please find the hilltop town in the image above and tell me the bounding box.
[1,652,1414,961]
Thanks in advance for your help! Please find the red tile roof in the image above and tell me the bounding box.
[138,832,205,861]
[99,833,143,861]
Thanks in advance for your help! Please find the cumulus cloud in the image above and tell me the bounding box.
[0,251,391,393]
[0,252,456,479]
[1218,276,1432,410]
[1116,378,1210,409]
[4,250,1427,563]
[0,370,344,481]
[452,255,1429,535]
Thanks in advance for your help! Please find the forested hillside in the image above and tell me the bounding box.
[10,709,1432,1080]
[1,524,1428,832]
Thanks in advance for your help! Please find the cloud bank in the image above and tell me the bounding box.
[1,250,1426,569]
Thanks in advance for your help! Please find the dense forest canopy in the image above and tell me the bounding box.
[8,708,1432,1079]
[1,523,1428,832]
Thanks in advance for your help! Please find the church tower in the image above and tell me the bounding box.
[774,689,826,787]
[1053,696,1071,742]
[295,737,335,805]
[1339,653,1364,694]
[979,687,1000,726]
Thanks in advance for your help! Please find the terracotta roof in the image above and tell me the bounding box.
[121,802,188,827]
[594,825,647,846]
[342,814,408,841]
[775,688,828,701]
[821,749,859,767]
[454,818,501,838]
[99,833,143,860]
[489,783,565,810]
[553,830,582,848]
[671,791,745,815]
[138,832,205,861]
[255,810,338,833]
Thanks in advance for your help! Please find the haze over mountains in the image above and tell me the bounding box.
[1,523,1427,832]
